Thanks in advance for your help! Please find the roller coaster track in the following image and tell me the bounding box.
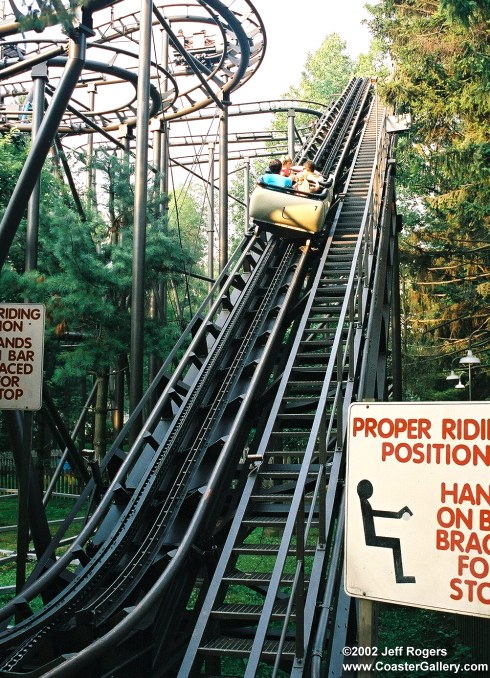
[0,77,398,677]
[179,86,390,678]
[0,0,266,129]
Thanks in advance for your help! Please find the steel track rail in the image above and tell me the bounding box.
[0,237,279,657]
[0,234,266,628]
[177,85,391,677]
[0,80,398,678]
[4,83,364,678]
[0,237,273,632]
[296,78,362,166]
[85,242,300,626]
[0,238,312,675]
[1,246,316,675]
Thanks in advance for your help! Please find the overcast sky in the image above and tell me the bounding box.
[236,0,373,104]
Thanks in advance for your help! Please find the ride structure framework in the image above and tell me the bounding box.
[0,2,403,676]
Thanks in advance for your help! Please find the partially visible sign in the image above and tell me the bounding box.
[0,304,45,410]
[345,401,490,618]
[386,113,412,133]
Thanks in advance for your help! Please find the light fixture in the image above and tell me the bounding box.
[455,378,465,390]
[459,349,481,400]
[459,350,481,366]
[446,370,460,383]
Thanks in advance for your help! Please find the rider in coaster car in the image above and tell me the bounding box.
[294,160,328,193]
[259,159,295,189]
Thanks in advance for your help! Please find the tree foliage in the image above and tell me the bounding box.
[0,137,205,455]
[269,34,355,140]
[287,33,354,104]
[367,0,489,397]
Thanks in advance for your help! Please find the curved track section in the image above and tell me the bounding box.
[0,0,265,131]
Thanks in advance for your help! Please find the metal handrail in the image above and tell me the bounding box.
[310,107,393,676]
[250,97,391,674]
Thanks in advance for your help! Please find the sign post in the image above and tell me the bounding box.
[0,303,45,592]
[345,401,490,618]
[0,303,45,411]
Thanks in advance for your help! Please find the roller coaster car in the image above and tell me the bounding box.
[250,178,334,236]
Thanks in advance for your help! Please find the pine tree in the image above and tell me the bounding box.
[0,140,203,458]
[367,0,489,398]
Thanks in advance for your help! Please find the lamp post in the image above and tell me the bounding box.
[459,349,481,400]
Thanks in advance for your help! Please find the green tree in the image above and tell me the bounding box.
[270,34,355,141]
[0,132,27,206]
[168,182,208,322]
[288,33,354,104]
[354,38,391,79]
[0,140,201,458]
[366,0,490,396]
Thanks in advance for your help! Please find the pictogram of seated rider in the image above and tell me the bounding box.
[357,479,416,584]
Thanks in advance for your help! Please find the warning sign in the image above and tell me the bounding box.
[345,401,490,618]
[0,303,45,411]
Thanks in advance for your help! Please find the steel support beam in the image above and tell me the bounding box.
[392,213,403,401]
[218,93,230,272]
[86,83,97,195]
[42,386,90,484]
[0,29,88,271]
[288,108,296,159]
[243,156,250,233]
[25,62,47,272]
[148,117,164,392]
[3,411,52,573]
[159,31,169,331]
[129,0,153,416]
[207,141,215,291]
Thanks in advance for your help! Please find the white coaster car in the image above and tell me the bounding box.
[250,179,334,236]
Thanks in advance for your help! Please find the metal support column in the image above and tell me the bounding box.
[3,411,51,580]
[111,126,132,426]
[218,93,230,272]
[358,599,378,678]
[159,30,169,330]
[159,119,169,318]
[207,141,215,292]
[15,411,32,594]
[243,155,250,233]
[392,214,403,400]
[86,83,96,196]
[19,63,49,583]
[115,123,133,237]
[0,29,88,270]
[130,0,153,416]
[25,62,47,272]
[117,123,133,157]
[148,118,164,391]
[287,108,295,159]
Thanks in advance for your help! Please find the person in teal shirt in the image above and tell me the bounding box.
[260,159,293,188]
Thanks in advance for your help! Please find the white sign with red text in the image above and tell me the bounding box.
[345,401,490,617]
[0,304,45,410]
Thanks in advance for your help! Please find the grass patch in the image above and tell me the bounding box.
[0,495,87,607]
[0,495,86,549]
[378,604,473,677]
